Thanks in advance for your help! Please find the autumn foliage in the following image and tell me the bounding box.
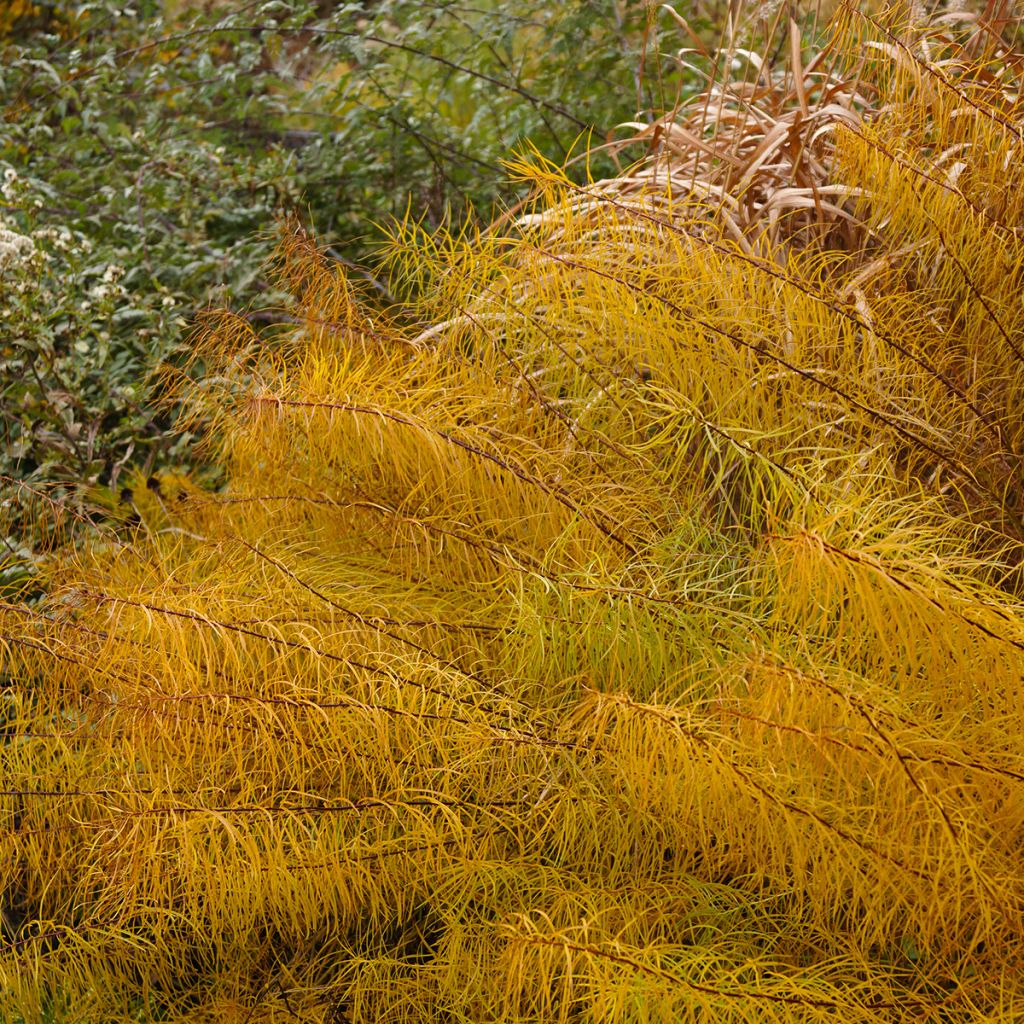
[3,4,1024,1021]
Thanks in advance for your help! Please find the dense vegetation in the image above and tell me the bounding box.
[3,1,1024,1022]
[0,0,656,573]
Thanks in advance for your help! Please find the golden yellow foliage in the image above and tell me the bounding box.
[2,4,1024,1022]
[0,0,40,38]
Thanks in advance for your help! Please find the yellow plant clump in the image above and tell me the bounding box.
[0,0,39,37]
[2,5,1024,1022]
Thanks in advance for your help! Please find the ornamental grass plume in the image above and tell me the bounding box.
[3,3,1024,1022]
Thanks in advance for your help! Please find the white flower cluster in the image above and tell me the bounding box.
[2,166,42,210]
[89,263,127,302]
[1,167,20,202]
[33,227,94,261]
[32,225,75,254]
[0,220,35,270]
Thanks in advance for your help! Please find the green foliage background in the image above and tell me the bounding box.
[0,0,662,527]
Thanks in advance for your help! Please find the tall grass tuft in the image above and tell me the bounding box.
[3,3,1024,1021]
